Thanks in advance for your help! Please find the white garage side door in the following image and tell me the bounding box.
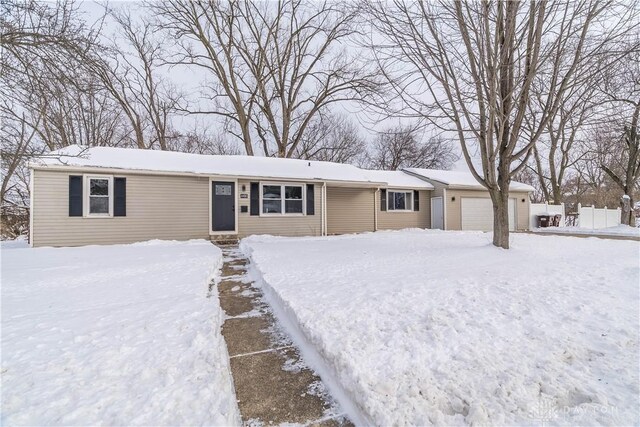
[461,198,516,231]
[431,197,444,229]
[508,198,516,231]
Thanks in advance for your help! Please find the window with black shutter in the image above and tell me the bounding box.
[387,190,414,211]
[114,178,126,216]
[250,182,259,215]
[306,184,315,215]
[69,176,83,217]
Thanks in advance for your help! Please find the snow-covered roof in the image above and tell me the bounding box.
[404,168,535,192]
[32,145,387,185]
[363,170,434,190]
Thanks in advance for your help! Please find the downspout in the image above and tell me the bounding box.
[322,182,327,236]
[29,168,34,247]
[374,188,379,232]
[443,188,448,230]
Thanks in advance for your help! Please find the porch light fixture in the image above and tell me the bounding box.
[451,196,456,202]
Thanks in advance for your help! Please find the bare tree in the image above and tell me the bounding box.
[590,114,640,225]
[595,45,640,225]
[2,0,123,151]
[367,0,637,248]
[1,0,119,237]
[82,8,181,150]
[294,113,367,164]
[168,126,243,156]
[366,124,457,170]
[154,0,378,157]
[1,0,101,80]
[513,168,546,203]
[524,24,640,206]
[526,78,599,204]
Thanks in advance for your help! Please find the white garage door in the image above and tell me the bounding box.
[461,198,516,231]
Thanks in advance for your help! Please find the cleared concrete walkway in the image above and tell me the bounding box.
[527,230,640,241]
[217,245,352,427]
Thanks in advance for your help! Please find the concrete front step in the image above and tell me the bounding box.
[211,235,239,245]
[217,246,352,427]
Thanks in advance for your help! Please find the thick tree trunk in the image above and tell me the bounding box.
[551,183,562,205]
[620,194,632,225]
[490,189,511,249]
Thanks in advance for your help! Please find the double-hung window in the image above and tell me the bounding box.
[262,185,282,214]
[261,183,304,215]
[388,190,413,211]
[284,185,303,213]
[86,175,113,216]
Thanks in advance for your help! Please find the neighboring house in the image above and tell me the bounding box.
[28,146,434,247]
[403,168,533,232]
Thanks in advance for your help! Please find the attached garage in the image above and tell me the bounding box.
[403,168,533,232]
[461,197,516,231]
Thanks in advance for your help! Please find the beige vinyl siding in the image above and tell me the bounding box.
[444,189,530,231]
[327,187,375,234]
[237,179,321,238]
[32,169,209,247]
[377,189,431,230]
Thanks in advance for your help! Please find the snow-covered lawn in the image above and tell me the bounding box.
[533,225,640,238]
[1,240,240,426]
[241,230,640,426]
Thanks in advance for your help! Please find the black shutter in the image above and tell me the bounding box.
[414,190,419,211]
[306,184,315,215]
[380,189,387,211]
[114,177,126,216]
[250,182,259,215]
[69,175,83,216]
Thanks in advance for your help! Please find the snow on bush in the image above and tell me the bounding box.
[0,235,29,249]
[242,230,639,426]
[1,240,240,426]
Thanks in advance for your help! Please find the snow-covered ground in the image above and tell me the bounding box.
[241,230,640,426]
[1,240,240,426]
[533,225,640,238]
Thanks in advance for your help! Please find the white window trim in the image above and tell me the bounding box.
[387,189,414,213]
[84,174,114,218]
[259,182,306,216]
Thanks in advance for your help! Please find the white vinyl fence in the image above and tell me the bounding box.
[530,202,565,229]
[530,202,621,229]
[577,204,621,229]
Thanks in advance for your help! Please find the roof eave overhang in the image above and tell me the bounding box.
[400,169,532,192]
[379,185,434,190]
[30,164,386,187]
[447,184,533,192]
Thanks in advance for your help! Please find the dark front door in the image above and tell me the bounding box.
[212,181,235,232]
